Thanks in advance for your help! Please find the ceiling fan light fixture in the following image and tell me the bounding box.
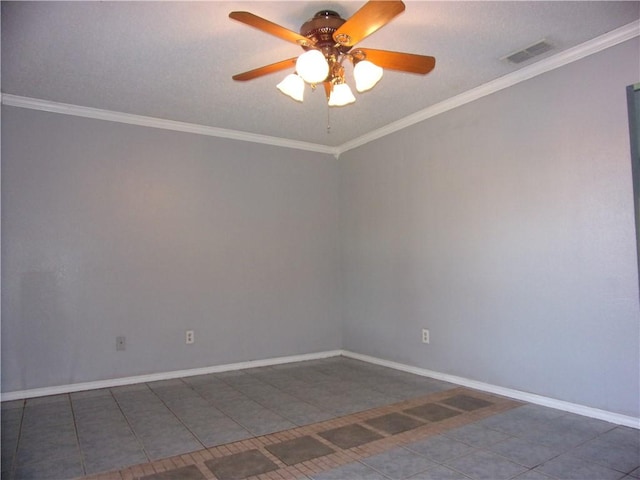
[328,82,356,107]
[353,60,383,92]
[277,73,305,102]
[296,49,330,84]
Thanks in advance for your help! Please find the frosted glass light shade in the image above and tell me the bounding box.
[296,50,329,84]
[354,60,383,92]
[328,83,356,106]
[277,74,305,102]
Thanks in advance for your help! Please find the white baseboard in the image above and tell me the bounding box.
[0,350,343,402]
[4,348,638,430]
[342,350,640,429]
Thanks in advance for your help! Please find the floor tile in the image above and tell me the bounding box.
[487,436,560,468]
[511,471,558,480]
[7,357,626,480]
[191,419,253,447]
[142,431,203,460]
[597,427,640,450]
[277,403,336,426]
[535,454,627,480]
[404,435,476,463]
[231,411,296,436]
[361,447,435,479]
[441,394,493,411]
[83,444,148,475]
[265,435,335,466]
[444,423,511,447]
[318,423,384,449]
[310,461,388,480]
[1,400,25,410]
[205,449,278,479]
[140,465,206,480]
[24,394,69,407]
[12,454,84,480]
[407,464,472,479]
[404,403,462,422]
[16,434,79,465]
[445,450,528,480]
[569,435,639,473]
[365,412,425,435]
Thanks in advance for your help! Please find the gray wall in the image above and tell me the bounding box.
[1,108,342,392]
[2,39,639,419]
[340,38,640,418]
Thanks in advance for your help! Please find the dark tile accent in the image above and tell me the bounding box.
[404,403,461,422]
[441,394,493,411]
[205,449,278,480]
[139,465,206,480]
[364,413,424,435]
[318,423,384,449]
[265,435,335,466]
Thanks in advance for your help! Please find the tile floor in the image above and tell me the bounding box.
[1,357,638,480]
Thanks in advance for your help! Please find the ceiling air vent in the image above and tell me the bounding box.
[503,39,554,64]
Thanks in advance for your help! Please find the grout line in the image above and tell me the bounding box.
[68,393,87,477]
[109,388,153,466]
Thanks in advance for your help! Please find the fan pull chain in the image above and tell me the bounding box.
[326,104,331,134]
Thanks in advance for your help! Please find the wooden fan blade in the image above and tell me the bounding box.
[333,1,405,47]
[229,11,314,47]
[232,57,297,81]
[356,48,436,74]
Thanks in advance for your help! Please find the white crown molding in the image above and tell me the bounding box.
[0,94,340,157]
[335,20,640,156]
[1,21,637,158]
[342,350,640,429]
[0,350,342,402]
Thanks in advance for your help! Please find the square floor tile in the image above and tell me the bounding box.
[140,465,206,480]
[318,424,384,449]
[407,464,472,479]
[443,423,510,447]
[441,394,493,411]
[265,435,335,466]
[535,453,629,480]
[365,413,424,435]
[487,436,559,468]
[205,449,278,480]
[361,446,434,479]
[570,435,640,473]
[445,450,528,480]
[404,403,461,422]
[404,435,475,463]
[13,454,85,480]
[310,461,388,480]
[511,471,558,480]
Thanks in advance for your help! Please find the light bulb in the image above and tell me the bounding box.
[296,50,329,84]
[353,60,383,92]
[328,83,356,107]
[277,74,305,102]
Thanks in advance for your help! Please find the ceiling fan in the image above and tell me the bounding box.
[229,1,436,107]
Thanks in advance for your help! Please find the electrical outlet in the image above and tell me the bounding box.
[422,329,430,344]
[116,336,126,351]
[185,330,194,344]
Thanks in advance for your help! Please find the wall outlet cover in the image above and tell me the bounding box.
[422,329,430,344]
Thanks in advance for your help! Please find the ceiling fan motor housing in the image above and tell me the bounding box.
[300,10,351,56]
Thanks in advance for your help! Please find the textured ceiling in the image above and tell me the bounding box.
[2,1,639,147]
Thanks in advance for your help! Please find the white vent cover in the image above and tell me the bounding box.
[502,39,554,64]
